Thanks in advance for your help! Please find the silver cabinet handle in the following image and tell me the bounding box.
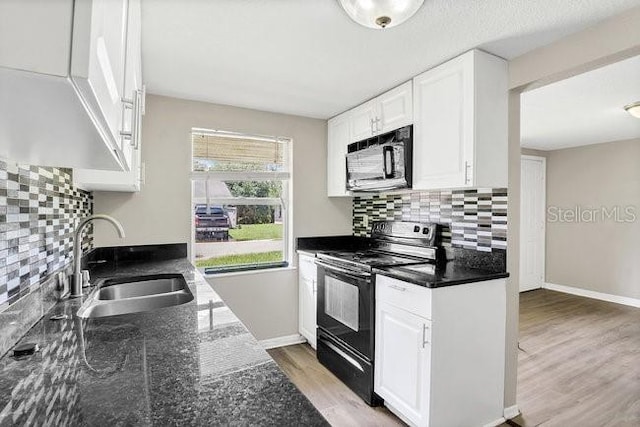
[120,90,139,149]
[134,89,142,150]
[389,284,407,292]
[370,118,375,135]
[464,161,472,185]
[422,324,430,347]
[375,117,382,132]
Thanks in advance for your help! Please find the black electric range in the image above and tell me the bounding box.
[314,221,440,406]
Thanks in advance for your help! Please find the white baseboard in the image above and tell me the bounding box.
[543,282,640,309]
[259,334,306,350]
[484,417,506,427]
[503,404,520,419]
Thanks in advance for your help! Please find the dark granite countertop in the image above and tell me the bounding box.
[296,235,372,256]
[0,253,328,426]
[373,262,509,288]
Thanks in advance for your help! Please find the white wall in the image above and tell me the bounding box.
[92,94,352,340]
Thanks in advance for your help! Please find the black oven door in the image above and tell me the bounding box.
[315,261,374,360]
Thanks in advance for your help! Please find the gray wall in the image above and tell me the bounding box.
[545,138,640,299]
[92,94,353,340]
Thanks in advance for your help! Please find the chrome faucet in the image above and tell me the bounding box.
[71,214,125,298]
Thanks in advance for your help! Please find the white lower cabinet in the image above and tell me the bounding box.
[375,301,431,427]
[298,254,317,349]
[375,275,506,427]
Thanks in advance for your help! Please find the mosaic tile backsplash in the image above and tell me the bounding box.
[353,188,507,252]
[0,160,93,309]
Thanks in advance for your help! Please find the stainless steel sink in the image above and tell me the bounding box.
[77,274,194,319]
[97,276,187,300]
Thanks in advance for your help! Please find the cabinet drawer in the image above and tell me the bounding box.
[376,275,431,319]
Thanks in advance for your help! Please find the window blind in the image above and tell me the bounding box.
[192,132,286,170]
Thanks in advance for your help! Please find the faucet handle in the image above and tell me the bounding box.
[81,270,91,288]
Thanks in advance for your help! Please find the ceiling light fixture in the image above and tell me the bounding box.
[338,0,425,29]
[624,101,640,118]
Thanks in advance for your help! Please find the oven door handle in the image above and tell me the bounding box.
[315,261,371,279]
[320,337,365,372]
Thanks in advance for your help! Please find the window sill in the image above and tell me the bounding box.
[203,265,297,279]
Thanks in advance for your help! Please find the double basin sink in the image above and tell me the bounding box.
[77,274,194,319]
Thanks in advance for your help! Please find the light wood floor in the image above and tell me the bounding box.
[269,289,640,427]
[268,343,404,426]
[513,289,640,427]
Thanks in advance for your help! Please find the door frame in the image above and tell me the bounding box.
[520,154,546,292]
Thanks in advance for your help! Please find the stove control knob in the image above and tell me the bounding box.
[413,225,420,232]
[422,227,430,235]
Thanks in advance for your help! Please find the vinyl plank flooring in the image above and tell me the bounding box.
[513,289,640,427]
[269,289,640,427]
[268,344,404,426]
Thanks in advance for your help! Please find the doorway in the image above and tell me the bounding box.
[519,156,546,292]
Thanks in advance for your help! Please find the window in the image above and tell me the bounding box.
[191,128,291,274]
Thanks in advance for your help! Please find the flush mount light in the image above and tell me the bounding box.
[338,0,425,29]
[624,101,640,118]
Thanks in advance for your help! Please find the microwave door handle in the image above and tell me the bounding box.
[383,146,395,178]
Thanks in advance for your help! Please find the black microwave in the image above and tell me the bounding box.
[345,125,413,192]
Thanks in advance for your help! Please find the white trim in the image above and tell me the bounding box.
[192,127,292,144]
[503,404,520,419]
[204,266,297,279]
[259,334,306,350]
[483,417,506,427]
[384,402,417,427]
[190,171,291,181]
[544,282,640,308]
[520,155,546,292]
[192,196,282,206]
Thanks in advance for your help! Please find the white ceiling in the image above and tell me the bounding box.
[142,0,640,119]
[521,54,640,150]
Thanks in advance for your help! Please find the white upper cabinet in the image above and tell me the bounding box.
[350,100,378,142]
[71,0,128,157]
[327,81,412,197]
[377,81,413,133]
[74,0,145,192]
[412,50,508,190]
[327,112,351,197]
[0,0,141,172]
[349,81,413,142]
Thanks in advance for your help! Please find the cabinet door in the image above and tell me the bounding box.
[375,301,431,427]
[378,81,412,133]
[412,53,474,190]
[72,0,144,192]
[327,113,351,197]
[350,100,377,141]
[71,0,129,167]
[298,255,317,348]
[121,0,142,178]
